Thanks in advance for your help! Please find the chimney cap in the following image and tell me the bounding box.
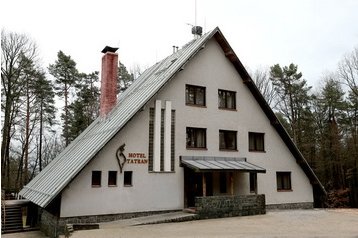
[101,46,119,54]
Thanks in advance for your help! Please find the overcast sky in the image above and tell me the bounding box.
[2,0,358,89]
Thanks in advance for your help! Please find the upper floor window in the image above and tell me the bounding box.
[249,132,265,152]
[186,84,206,106]
[218,89,236,109]
[219,130,237,150]
[276,172,292,191]
[186,127,206,149]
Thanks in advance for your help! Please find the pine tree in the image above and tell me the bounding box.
[48,51,79,146]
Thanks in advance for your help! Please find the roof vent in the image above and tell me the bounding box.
[191,26,203,37]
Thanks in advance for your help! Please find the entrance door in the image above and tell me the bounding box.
[184,168,213,208]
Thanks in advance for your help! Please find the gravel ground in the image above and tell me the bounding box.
[3,209,358,238]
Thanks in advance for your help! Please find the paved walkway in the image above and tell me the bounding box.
[3,209,358,237]
[101,211,198,228]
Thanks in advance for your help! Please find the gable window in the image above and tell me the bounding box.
[186,84,206,106]
[249,132,265,152]
[219,130,237,150]
[218,89,236,109]
[276,172,292,191]
[108,171,117,186]
[124,171,133,186]
[186,127,206,149]
[91,171,101,187]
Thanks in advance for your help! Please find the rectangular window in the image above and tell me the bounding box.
[276,172,292,191]
[108,171,117,186]
[91,171,101,187]
[186,127,206,149]
[219,130,237,150]
[220,173,227,193]
[218,89,236,109]
[186,84,206,106]
[250,173,257,193]
[249,132,265,152]
[124,171,133,186]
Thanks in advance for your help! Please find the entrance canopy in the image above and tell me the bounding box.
[180,156,266,173]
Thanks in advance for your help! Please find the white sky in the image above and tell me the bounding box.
[2,0,358,89]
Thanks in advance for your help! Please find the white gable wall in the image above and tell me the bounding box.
[60,38,313,217]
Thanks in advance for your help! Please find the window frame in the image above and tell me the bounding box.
[91,171,102,187]
[276,172,292,191]
[249,132,265,152]
[108,171,118,187]
[219,130,237,151]
[124,171,133,187]
[186,127,207,149]
[218,89,236,110]
[185,84,206,107]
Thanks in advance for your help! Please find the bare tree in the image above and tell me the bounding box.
[250,67,278,108]
[1,29,38,188]
[339,47,358,97]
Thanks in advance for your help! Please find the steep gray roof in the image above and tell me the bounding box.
[20,27,325,208]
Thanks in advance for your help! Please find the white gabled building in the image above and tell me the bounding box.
[20,27,325,235]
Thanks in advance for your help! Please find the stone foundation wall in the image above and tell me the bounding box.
[195,194,266,219]
[266,202,313,210]
[40,209,61,238]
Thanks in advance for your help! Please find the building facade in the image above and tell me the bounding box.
[20,27,325,235]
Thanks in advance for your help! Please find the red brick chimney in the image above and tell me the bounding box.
[100,46,119,117]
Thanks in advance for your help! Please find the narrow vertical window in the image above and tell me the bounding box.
[91,171,101,187]
[124,171,133,186]
[276,172,292,191]
[108,171,117,186]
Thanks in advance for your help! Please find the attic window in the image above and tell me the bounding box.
[91,171,101,187]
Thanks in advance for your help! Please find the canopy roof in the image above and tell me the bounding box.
[181,156,266,173]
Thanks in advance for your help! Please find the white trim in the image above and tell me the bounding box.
[153,100,162,171]
[164,101,172,171]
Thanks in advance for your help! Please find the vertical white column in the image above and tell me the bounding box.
[164,101,172,172]
[153,100,161,172]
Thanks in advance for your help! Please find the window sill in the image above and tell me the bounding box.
[186,147,208,150]
[124,185,133,187]
[277,189,293,192]
[218,107,237,111]
[249,150,266,153]
[219,149,238,152]
[108,185,117,187]
[91,185,101,188]
[149,171,175,173]
[185,103,207,108]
